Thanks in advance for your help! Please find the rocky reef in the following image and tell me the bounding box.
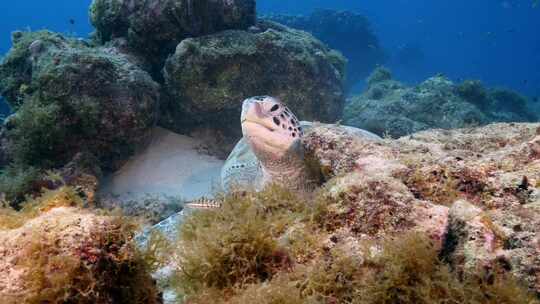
[162,21,346,150]
[309,122,540,292]
[151,122,540,303]
[0,187,159,303]
[344,67,538,138]
[0,0,346,204]
[90,0,256,75]
[0,0,539,303]
[264,9,386,90]
[0,30,160,172]
[0,121,538,303]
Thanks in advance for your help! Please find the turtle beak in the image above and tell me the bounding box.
[241,99,274,131]
[240,98,255,124]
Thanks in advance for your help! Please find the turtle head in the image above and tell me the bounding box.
[241,96,303,160]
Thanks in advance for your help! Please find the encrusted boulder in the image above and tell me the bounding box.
[162,21,346,153]
[320,170,449,249]
[303,123,449,249]
[344,67,538,138]
[148,122,539,302]
[395,123,540,294]
[444,200,505,272]
[444,199,540,294]
[59,152,102,206]
[90,0,256,73]
[0,31,160,171]
[302,121,540,294]
[264,9,386,90]
[0,195,159,303]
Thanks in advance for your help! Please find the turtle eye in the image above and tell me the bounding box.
[270,104,279,112]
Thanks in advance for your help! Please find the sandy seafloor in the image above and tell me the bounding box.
[101,127,224,201]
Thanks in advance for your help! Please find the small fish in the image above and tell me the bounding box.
[69,18,75,25]
[532,96,539,103]
[184,197,222,209]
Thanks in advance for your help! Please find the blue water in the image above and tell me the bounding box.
[1,0,539,97]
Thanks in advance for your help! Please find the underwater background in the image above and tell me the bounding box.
[1,1,540,302]
[1,0,539,97]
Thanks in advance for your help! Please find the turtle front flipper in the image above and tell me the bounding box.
[221,137,264,193]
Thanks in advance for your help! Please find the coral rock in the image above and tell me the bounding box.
[162,21,346,153]
[0,31,160,170]
[344,68,538,138]
[90,0,256,73]
[304,122,540,294]
[529,135,540,157]
[0,207,159,303]
[444,200,506,272]
[264,9,385,90]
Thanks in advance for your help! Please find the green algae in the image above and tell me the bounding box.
[0,186,160,303]
[169,185,538,304]
[173,186,307,294]
[0,164,41,207]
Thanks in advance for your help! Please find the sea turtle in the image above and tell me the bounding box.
[136,96,381,300]
[221,96,315,193]
[138,96,381,243]
[222,95,381,193]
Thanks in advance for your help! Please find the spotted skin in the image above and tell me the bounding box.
[138,98,382,247]
[222,96,313,193]
[221,137,263,192]
[248,96,304,139]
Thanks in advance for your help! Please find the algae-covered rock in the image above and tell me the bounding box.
[445,199,540,295]
[264,9,386,90]
[162,21,346,150]
[0,30,160,171]
[301,121,540,294]
[0,188,159,303]
[302,123,449,248]
[164,122,540,302]
[90,0,256,73]
[344,67,538,138]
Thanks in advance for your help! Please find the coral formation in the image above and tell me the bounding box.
[264,9,386,90]
[0,4,347,203]
[149,122,540,303]
[0,187,159,303]
[0,30,159,206]
[0,0,539,302]
[162,21,346,151]
[0,30,159,171]
[90,0,256,76]
[344,67,538,138]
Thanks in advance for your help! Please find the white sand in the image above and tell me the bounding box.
[100,127,224,201]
